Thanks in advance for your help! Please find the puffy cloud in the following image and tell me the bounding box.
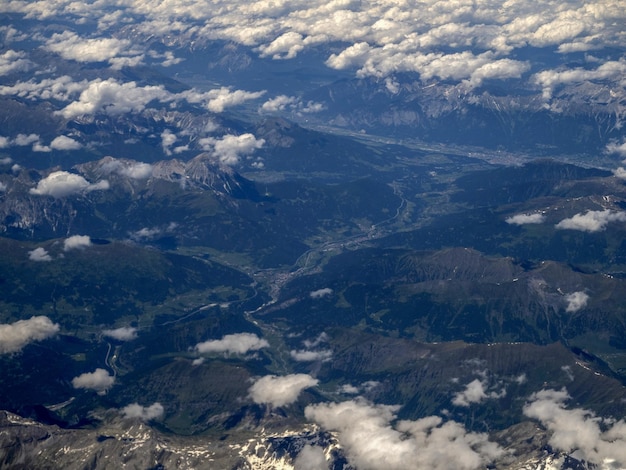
[452,378,506,407]
[102,326,138,341]
[29,171,109,198]
[0,316,60,354]
[58,79,171,119]
[194,332,269,355]
[28,247,52,262]
[260,95,297,113]
[505,213,546,225]
[50,135,82,151]
[121,402,164,421]
[183,87,266,113]
[72,368,115,393]
[45,31,141,68]
[613,167,626,179]
[63,235,91,251]
[290,349,333,362]
[606,141,626,158]
[565,291,589,313]
[293,445,328,470]
[305,398,503,470]
[555,209,626,232]
[310,288,333,299]
[249,374,319,407]
[0,76,88,102]
[0,49,31,76]
[199,133,265,165]
[100,158,153,179]
[524,388,626,467]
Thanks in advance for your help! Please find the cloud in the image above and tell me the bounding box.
[565,291,589,312]
[606,141,626,158]
[29,171,109,198]
[102,326,138,341]
[260,95,297,113]
[452,378,506,407]
[194,332,269,355]
[199,133,265,165]
[100,158,153,179]
[506,213,546,225]
[50,135,82,150]
[310,288,333,299]
[0,49,32,76]
[293,445,328,470]
[613,167,626,179]
[28,247,52,262]
[183,87,266,113]
[58,78,171,119]
[63,235,92,251]
[0,76,88,102]
[0,316,60,354]
[524,388,626,467]
[305,398,503,470]
[290,349,333,362]
[249,374,319,407]
[45,31,142,69]
[121,402,164,421]
[72,368,115,393]
[555,209,626,232]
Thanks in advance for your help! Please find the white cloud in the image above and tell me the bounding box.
[0,316,60,354]
[30,171,109,198]
[606,141,626,158]
[45,31,142,69]
[524,388,626,467]
[28,247,52,262]
[195,332,269,355]
[565,291,589,313]
[249,374,319,407]
[555,209,626,232]
[305,398,503,470]
[310,288,333,299]
[122,162,153,179]
[199,133,265,165]
[453,376,506,407]
[505,213,546,225]
[293,445,328,470]
[102,326,138,341]
[63,235,92,251]
[183,87,265,113]
[121,402,164,421]
[0,76,88,102]
[50,135,82,150]
[260,95,297,113]
[72,368,115,393]
[0,49,31,76]
[613,167,626,179]
[58,78,171,119]
[290,349,333,362]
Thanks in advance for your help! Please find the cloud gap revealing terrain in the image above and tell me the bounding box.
[1,1,626,468]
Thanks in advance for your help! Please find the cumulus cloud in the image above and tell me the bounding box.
[0,49,32,76]
[183,87,265,113]
[30,171,109,198]
[28,247,52,262]
[505,213,546,225]
[524,388,626,467]
[260,95,298,113]
[102,326,138,341]
[45,31,142,69]
[290,349,333,362]
[63,235,91,251]
[452,378,506,407]
[613,167,626,179]
[58,78,171,119]
[121,402,164,421]
[555,209,626,232]
[565,291,589,313]
[194,332,269,355]
[199,133,265,165]
[249,374,319,407]
[100,158,153,179]
[72,368,115,393]
[0,316,60,354]
[606,141,626,158]
[305,398,503,470]
[50,135,82,151]
[0,76,88,102]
